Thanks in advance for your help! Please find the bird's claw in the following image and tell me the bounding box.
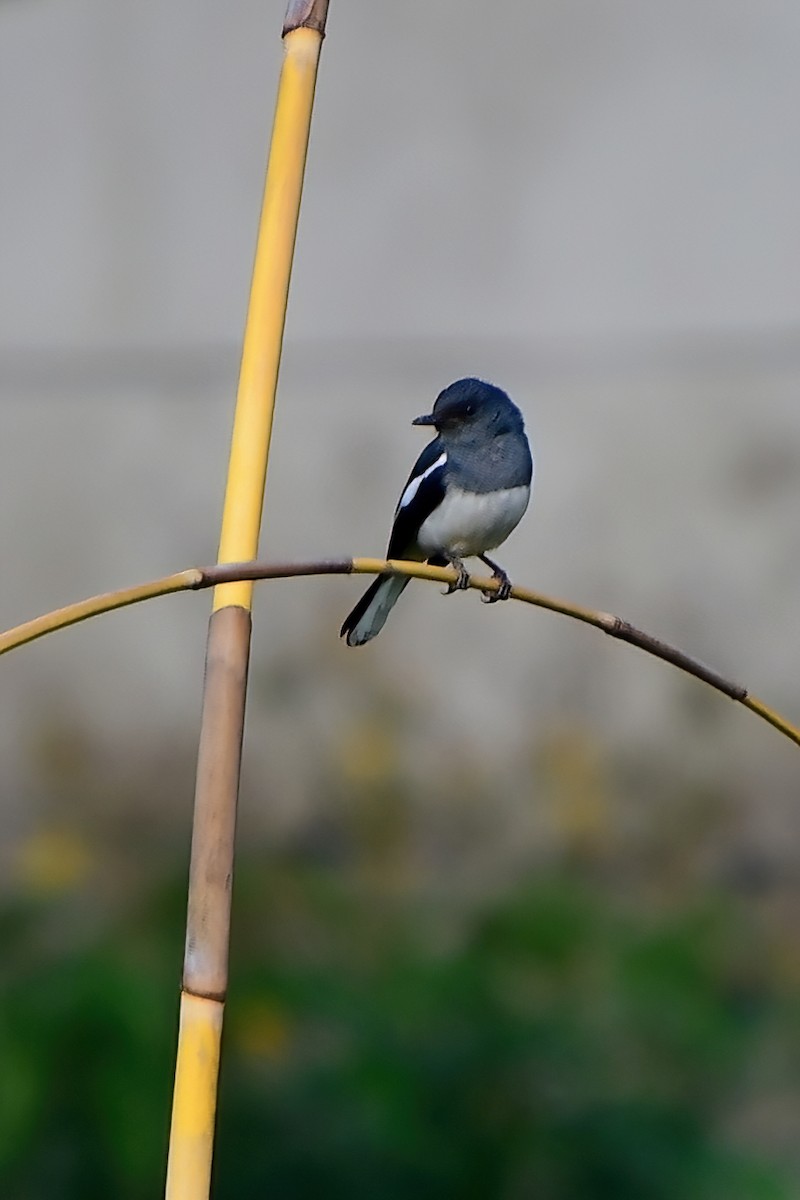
[480,572,512,604]
[443,564,471,595]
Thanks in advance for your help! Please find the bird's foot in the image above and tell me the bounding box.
[443,560,471,595]
[481,577,512,603]
[479,556,513,603]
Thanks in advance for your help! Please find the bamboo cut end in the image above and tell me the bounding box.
[283,0,329,37]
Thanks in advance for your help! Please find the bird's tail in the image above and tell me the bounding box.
[340,574,409,646]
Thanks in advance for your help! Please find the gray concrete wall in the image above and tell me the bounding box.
[1,2,799,845]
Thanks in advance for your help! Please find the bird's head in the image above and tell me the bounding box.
[413,377,523,439]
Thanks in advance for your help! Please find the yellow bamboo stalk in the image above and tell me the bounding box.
[214,11,327,613]
[165,3,329,1197]
[165,995,223,1198]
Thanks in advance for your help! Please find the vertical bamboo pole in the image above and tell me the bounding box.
[165,4,329,1197]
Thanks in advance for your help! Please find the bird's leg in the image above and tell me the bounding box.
[478,554,513,603]
[443,555,471,595]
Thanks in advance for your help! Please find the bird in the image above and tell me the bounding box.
[340,377,533,646]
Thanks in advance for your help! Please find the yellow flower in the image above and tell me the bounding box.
[235,1000,292,1061]
[15,828,91,894]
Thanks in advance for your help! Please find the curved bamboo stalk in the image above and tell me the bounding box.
[0,570,201,655]
[1,557,797,750]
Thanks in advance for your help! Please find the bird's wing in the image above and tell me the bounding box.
[386,437,448,559]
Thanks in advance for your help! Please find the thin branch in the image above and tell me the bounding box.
[0,570,202,656]
[0,557,797,750]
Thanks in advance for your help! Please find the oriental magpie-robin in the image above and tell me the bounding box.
[341,377,533,646]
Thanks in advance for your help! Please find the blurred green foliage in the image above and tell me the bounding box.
[4,684,800,1198]
[1,855,796,1199]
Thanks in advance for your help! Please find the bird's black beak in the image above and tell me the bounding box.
[412,413,436,426]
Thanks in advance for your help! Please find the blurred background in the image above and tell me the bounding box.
[2,1,800,1196]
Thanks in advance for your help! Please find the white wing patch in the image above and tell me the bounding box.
[397,451,447,512]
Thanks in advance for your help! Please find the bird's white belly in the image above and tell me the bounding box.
[417,485,530,558]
